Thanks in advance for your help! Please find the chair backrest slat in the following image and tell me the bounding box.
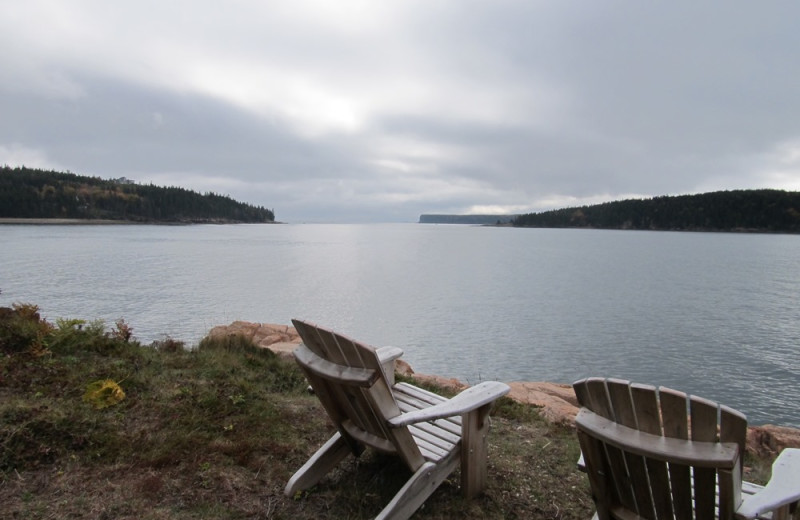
[576,379,638,515]
[690,396,720,520]
[607,379,654,517]
[659,387,693,520]
[632,384,674,520]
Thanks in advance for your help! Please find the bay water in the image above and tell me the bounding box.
[1,223,799,427]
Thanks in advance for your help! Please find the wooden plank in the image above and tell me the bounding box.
[293,344,379,386]
[408,427,453,462]
[632,384,673,520]
[718,463,738,520]
[394,383,451,405]
[742,480,765,495]
[294,330,386,440]
[388,381,509,428]
[365,380,426,471]
[461,402,492,499]
[395,402,461,437]
[313,326,351,366]
[577,430,614,520]
[579,378,636,516]
[284,432,353,495]
[408,424,457,452]
[720,404,747,519]
[336,332,383,371]
[376,455,459,520]
[606,380,647,516]
[576,409,738,468]
[341,419,396,453]
[350,387,393,441]
[407,420,461,445]
[573,378,591,407]
[376,346,404,386]
[659,387,688,439]
[393,393,462,436]
[585,378,614,420]
[658,387,692,519]
[736,449,800,519]
[690,395,719,520]
[630,384,660,434]
[606,379,637,428]
[291,319,327,358]
[720,404,747,478]
[297,366,365,456]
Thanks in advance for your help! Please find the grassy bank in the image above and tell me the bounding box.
[0,304,772,519]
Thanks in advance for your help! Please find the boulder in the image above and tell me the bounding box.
[206,321,300,358]
[747,424,800,457]
[507,381,580,425]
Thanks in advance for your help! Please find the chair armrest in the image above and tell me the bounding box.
[576,409,739,468]
[387,381,510,428]
[376,346,404,363]
[736,448,800,519]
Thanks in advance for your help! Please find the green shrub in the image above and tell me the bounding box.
[0,304,53,355]
[47,318,138,355]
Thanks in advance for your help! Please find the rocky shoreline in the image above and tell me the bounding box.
[208,321,800,457]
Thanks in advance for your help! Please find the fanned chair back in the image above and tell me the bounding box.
[573,377,748,520]
[291,319,425,471]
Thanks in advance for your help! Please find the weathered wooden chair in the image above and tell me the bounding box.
[285,319,510,520]
[573,377,800,520]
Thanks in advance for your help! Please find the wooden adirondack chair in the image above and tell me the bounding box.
[573,377,800,520]
[285,319,510,520]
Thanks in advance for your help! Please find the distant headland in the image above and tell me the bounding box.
[419,214,518,225]
[0,166,275,224]
[422,189,800,233]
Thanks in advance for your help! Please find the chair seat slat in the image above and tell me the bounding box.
[408,424,460,450]
[408,420,461,445]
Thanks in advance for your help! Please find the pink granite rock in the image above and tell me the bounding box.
[747,424,800,457]
[207,321,300,358]
[507,381,580,425]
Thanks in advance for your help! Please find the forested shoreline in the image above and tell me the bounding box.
[513,190,800,233]
[0,166,275,223]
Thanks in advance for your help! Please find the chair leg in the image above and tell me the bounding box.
[376,453,460,520]
[284,432,353,496]
[461,402,492,499]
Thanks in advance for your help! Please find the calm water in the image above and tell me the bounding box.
[2,223,799,427]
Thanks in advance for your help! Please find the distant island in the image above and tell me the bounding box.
[422,190,800,233]
[419,214,518,225]
[513,190,800,233]
[0,166,275,224]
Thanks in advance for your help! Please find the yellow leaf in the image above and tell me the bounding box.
[83,379,125,409]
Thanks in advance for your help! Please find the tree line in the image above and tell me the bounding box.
[0,166,275,223]
[512,190,800,233]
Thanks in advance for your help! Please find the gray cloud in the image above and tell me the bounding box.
[2,1,800,222]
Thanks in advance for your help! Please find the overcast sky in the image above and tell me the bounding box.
[2,1,800,222]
